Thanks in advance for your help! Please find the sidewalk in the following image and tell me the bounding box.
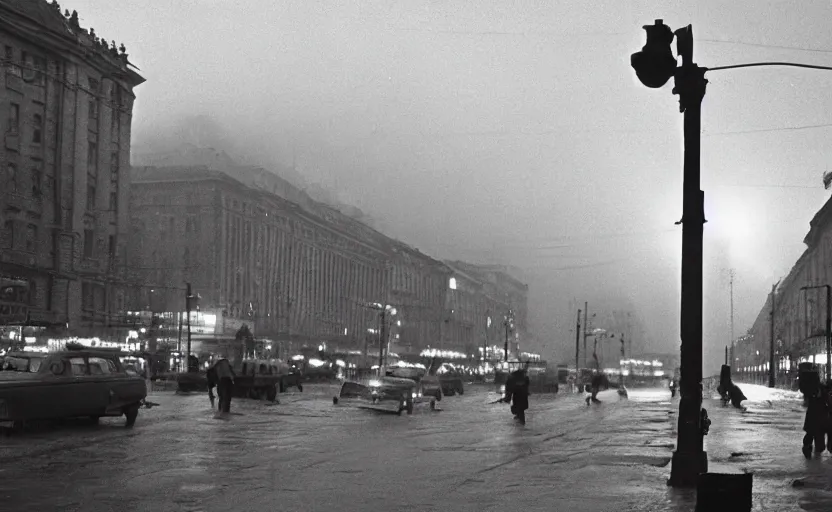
[452,385,832,512]
[700,384,832,511]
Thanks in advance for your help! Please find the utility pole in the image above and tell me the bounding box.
[177,307,183,371]
[185,283,193,373]
[504,315,509,362]
[378,309,386,371]
[729,269,735,362]
[769,282,776,388]
[583,303,588,369]
[632,20,708,487]
[724,345,728,366]
[575,308,582,373]
[484,311,490,364]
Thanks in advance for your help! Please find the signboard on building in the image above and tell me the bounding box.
[0,277,29,325]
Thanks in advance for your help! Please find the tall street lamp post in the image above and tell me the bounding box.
[800,285,831,383]
[631,20,708,488]
[631,19,832,487]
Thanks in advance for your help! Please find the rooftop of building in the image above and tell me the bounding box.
[2,0,144,85]
[131,165,448,268]
[444,260,528,290]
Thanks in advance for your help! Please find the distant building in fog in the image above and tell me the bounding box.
[0,2,143,348]
[442,261,529,359]
[128,165,452,361]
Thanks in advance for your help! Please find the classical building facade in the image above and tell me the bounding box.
[0,2,143,348]
[736,194,832,383]
[128,165,455,361]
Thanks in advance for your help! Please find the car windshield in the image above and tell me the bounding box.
[1,356,42,373]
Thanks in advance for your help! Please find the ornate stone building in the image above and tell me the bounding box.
[0,2,143,347]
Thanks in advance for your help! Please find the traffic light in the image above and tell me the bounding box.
[630,19,678,88]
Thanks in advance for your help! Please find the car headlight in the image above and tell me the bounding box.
[500,385,506,394]
[369,379,381,388]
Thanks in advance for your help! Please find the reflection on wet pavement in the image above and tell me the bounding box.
[0,383,827,512]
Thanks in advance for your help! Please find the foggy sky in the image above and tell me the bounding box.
[73,0,832,374]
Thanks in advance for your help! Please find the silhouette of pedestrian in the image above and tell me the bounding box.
[803,383,830,458]
[503,367,530,424]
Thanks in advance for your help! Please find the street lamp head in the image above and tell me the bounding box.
[631,19,678,89]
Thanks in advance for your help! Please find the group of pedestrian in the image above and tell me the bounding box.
[499,365,613,425]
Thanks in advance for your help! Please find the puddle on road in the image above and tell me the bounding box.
[179,483,216,493]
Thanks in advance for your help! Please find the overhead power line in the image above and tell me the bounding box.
[698,38,832,54]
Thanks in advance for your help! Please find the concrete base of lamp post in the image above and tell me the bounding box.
[667,450,708,488]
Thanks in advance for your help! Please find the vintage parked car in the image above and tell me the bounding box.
[0,345,147,430]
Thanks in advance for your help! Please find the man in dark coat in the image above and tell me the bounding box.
[207,357,236,419]
[803,382,830,458]
[503,368,530,424]
[585,371,605,405]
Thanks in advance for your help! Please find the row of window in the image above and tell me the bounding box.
[2,220,117,264]
[5,162,46,197]
[7,102,42,143]
[2,220,38,252]
[82,229,117,261]
[4,45,46,86]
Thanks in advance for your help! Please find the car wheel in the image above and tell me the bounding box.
[89,416,101,425]
[266,385,277,402]
[297,383,304,393]
[124,404,140,428]
[458,387,464,395]
[332,396,339,405]
[446,388,456,397]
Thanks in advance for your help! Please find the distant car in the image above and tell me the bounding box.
[0,346,147,430]
[439,374,464,396]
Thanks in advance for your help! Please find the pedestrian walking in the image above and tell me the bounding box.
[585,371,604,405]
[207,356,236,419]
[802,382,830,458]
[502,367,530,424]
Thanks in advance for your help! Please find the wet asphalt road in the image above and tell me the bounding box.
[0,385,689,512]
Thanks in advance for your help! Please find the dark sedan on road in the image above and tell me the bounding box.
[0,345,147,431]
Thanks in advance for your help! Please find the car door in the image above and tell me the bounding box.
[96,356,142,413]
[63,356,103,417]
[34,356,85,419]
[86,356,119,415]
